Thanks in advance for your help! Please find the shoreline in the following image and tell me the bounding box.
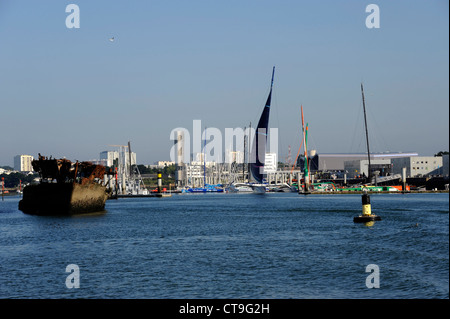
[295,190,449,195]
[2,190,448,198]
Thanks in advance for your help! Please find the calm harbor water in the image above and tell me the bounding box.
[0,192,448,299]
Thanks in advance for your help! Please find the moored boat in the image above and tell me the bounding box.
[228,67,275,194]
[187,184,224,193]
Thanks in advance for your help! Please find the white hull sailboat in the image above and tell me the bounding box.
[228,67,275,194]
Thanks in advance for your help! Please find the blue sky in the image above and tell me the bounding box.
[0,0,448,166]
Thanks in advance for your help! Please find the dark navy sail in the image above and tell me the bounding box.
[250,67,275,184]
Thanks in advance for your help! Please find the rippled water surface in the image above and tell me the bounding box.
[0,192,448,298]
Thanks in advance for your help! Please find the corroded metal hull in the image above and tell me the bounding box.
[19,182,107,216]
[18,154,109,216]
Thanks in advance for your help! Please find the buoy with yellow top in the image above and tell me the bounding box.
[353,189,381,223]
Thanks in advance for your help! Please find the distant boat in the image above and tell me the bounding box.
[187,184,224,193]
[116,141,150,196]
[339,84,407,192]
[337,185,400,192]
[267,183,292,192]
[226,182,253,193]
[183,127,225,193]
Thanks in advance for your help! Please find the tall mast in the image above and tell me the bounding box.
[249,66,274,185]
[248,122,251,182]
[301,106,307,171]
[243,126,246,182]
[270,66,275,89]
[203,126,207,187]
[301,105,310,194]
[128,141,132,178]
[361,83,371,181]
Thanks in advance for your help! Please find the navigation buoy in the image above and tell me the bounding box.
[353,191,381,223]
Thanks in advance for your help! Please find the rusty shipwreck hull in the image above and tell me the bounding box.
[19,182,108,215]
[18,154,109,216]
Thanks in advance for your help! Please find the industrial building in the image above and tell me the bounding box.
[297,151,447,178]
[391,156,443,177]
[344,159,392,179]
[299,151,418,171]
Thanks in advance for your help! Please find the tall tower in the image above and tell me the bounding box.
[174,130,185,187]
[287,145,292,170]
[14,155,34,172]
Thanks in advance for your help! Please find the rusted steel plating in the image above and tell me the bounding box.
[32,154,105,184]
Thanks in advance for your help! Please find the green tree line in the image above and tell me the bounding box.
[137,164,176,176]
[136,164,176,188]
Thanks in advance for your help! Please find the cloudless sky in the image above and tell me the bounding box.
[0,0,448,166]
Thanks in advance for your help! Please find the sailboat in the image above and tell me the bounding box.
[233,67,275,194]
[114,141,151,197]
[187,127,224,193]
[338,83,404,193]
[249,67,274,193]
